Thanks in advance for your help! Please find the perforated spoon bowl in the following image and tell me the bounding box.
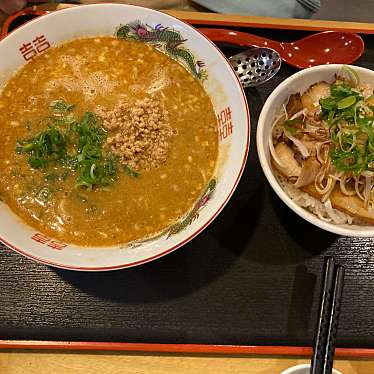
[229,47,281,87]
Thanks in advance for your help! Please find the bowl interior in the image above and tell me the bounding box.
[257,64,374,237]
[0,4,249,270]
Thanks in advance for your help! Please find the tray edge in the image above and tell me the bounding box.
[1,3,374,358]
[1,341,374,358]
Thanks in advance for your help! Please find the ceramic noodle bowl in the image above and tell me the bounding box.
[0,4,249,270]
[257,64,374,237]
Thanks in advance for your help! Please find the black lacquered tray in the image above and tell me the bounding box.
[1,18,374,355]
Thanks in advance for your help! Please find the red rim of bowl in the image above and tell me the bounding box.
[0,4,250,271]
[0,8,48,40]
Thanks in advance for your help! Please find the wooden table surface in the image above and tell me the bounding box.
[1,2,374,373]
[0,350,373,373]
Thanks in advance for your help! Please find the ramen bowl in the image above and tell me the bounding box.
[257,64,374,237]
[280,364,342,374]
[0,4,249,270]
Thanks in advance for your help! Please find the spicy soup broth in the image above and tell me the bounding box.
[0,37,218,246]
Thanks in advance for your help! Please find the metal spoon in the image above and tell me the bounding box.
[229,47,281,88]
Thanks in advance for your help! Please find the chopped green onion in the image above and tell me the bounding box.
[90,163,97,179]
[16,126,67,169]
[337,95,356,110]
[124,165,140,177]
[17,102,142,189]
[36,187,50,203]
[320,97,337,111]
[341,65,360,87]
[50,100,75,113]
[283,118,303,134]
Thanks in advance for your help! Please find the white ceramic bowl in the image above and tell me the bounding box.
[0,4,249,270]
[257,64,374,237]
[281,364,342,374]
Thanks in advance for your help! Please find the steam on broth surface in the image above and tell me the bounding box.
[0,37,218,246]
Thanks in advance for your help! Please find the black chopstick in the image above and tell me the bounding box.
[310,257,338,374]
[322,265,345,374]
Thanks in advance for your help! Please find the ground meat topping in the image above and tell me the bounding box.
[102,97,176,171]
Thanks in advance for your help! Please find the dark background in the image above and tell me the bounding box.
[0,30,373,348]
